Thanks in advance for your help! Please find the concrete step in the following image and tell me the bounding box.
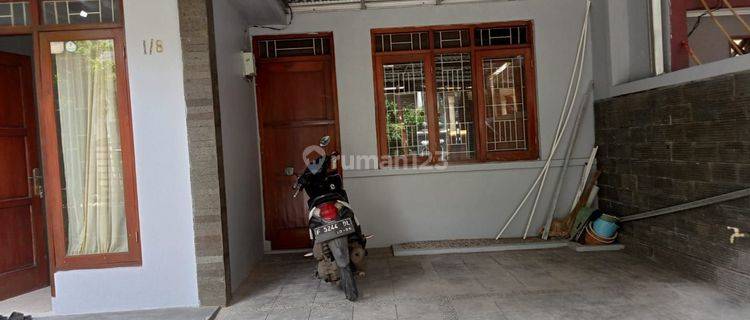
[36,307,219,320]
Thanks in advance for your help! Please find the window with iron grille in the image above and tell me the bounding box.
[372,21,538,165]
[256,36,331,59]
[0,1,30,26]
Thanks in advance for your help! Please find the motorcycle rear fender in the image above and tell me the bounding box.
[327,237,351,268]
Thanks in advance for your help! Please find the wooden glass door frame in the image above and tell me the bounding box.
[37,28,141,271]
[0,1,131,298]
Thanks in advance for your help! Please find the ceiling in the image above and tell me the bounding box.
[227,0,288,26]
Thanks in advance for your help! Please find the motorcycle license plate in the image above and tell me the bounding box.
[314,218,355,243]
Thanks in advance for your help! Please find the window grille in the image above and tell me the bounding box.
[435,29,469,49]
[0,1,30,26]
[372,21,537,165]
[482,56,528,152]
[383,62,429,157]
[435,53,475,161]
[475,26,528,47]
[374,32,429,52]
[43,0,119,25]
[257,37,330,58]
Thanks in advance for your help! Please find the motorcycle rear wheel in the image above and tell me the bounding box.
[339,264,359,301]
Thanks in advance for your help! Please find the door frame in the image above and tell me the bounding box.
[0,32,55,298]
[252,32,342,249]
[0,0,128,297]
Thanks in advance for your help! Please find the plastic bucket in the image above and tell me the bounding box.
[592,214,620,238]
[584,223,617,245]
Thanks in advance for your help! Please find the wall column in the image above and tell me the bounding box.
[177,0,231,306]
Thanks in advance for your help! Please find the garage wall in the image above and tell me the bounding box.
[249,0,596,247]
[212,0,265,292]
[595,71,750,299]
[52,0,200,314]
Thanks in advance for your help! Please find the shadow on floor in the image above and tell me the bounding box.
[36,307,218,320]
[218,248,750,320]
[0,287,52,317]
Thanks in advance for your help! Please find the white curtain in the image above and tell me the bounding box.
[54,40,128,256]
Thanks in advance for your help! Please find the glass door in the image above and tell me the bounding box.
[38,29,140,270]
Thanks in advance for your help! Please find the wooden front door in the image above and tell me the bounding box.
[255,34,340,250]
[0,51,49,300]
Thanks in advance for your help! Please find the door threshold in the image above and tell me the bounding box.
[265,248,311,255]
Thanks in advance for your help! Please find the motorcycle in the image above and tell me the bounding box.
[293,136,367,301]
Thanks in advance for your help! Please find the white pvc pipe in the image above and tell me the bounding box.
[523,2,591,239]
[541,89,592,240]
[522,23,589,239]
[495,0,591,239]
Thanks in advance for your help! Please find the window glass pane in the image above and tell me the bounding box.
[375,32,429,52]
[434,30,470,49]
[475,26,528,47]
[43,0,120,25]
[50,39,128,256]
[383,61,429,157]
[482,56,528,152]
[257,37,330,59]
[0,1,30,27]
[435,53,475,161]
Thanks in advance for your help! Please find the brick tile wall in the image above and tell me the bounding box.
[178,0,231,306]
[595,72,750,299]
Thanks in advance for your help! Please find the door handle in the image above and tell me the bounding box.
[30,168,44,198]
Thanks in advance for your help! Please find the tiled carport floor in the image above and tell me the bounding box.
[217,248,750,320]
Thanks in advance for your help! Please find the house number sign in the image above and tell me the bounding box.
[143,39,164,55]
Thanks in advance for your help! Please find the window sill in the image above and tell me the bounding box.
[343,157,590,178]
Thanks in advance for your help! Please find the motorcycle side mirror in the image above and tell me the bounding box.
[319,136,331,147]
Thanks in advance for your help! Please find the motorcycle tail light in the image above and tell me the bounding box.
[317,202,338,221]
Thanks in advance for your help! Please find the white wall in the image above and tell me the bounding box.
[248,0,596,247]
[51,0,199,314]
[591,0,659,99]
[212,0,265,292]
[228,0,286,26]
[688,15,749,66]
[593,1,750,99]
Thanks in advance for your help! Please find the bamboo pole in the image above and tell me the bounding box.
[699,0,744,54]
[684,42,703,65]
[541,89,592,240]
[722,0,750,35]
